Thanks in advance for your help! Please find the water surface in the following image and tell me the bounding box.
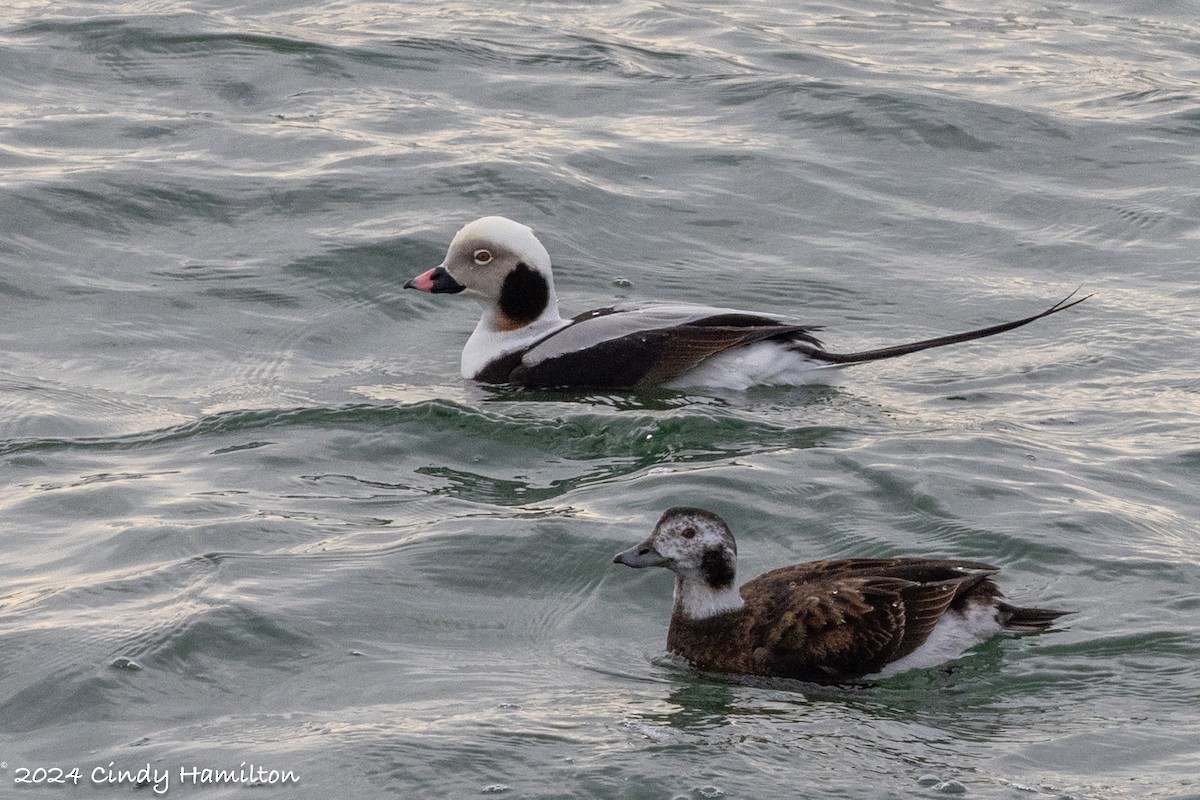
[2,1,1199,798]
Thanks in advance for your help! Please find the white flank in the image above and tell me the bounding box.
[870,602,1003,679]
[663,341,844,391]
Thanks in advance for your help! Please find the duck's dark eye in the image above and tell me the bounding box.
[473,249,493,265]
[681,527,697,540]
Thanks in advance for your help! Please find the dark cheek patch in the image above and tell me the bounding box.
[498,262,550,324]
[701,548,736,590]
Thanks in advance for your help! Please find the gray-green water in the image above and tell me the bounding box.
[2,1,1199,798]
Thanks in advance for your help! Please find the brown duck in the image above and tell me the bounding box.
[613,507,1069,683]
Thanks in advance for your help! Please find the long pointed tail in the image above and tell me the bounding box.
[797,290,1089,366]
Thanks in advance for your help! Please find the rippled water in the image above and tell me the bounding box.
[2,1,1199,798]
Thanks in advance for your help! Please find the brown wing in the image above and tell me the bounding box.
[799,560,1001,660]
[757,557,1000,582]
[740,560,998,682]
[637,322,817,387]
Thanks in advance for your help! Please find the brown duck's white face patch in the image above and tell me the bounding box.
[650,507,738,589]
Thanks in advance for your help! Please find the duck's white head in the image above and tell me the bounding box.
[405,216,561,332]
[613,507,745,620]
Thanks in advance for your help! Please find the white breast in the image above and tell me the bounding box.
[461,316,570,379]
